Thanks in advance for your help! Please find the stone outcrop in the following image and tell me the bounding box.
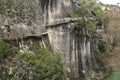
[47,23,97,79]
[0,0,101,80]
[44,0,96,79]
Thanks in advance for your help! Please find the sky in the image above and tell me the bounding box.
[98,0,120,5]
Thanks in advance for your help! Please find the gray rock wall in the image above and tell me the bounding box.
[0,0,45,39]
[47,24,79,79]
[47,24,94,79]
[0,0,97,79]
[42,0,74,25]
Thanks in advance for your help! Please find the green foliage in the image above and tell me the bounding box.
[98,40,108,53]
[86,20,96,34]
[0,39,15,61]
[4,1,13,7]
[23,49,63,80]
[66,12,72,17]
[97,39,112,56]
[0,48,63,80]
[93,5,110,27]
[75,1,89,17]
[70,0,109,34]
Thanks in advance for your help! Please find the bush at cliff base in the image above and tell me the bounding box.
[0,48,64,80]
[0,39,15,61]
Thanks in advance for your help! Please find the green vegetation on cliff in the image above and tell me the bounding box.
[67,0,109,34]
[0,39,63,80]
[0,39,15,61]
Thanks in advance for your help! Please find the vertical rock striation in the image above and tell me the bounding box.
[41,0,95,79]
[0,0,99,79]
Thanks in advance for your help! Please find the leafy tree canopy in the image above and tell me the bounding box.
[68,0,109,34]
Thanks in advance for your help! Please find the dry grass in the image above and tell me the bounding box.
[103,6,120,71]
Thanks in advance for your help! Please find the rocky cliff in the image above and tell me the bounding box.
[0,0,44,39]
[0,0,107,80]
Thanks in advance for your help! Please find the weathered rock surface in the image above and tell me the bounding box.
[0,0,101,80]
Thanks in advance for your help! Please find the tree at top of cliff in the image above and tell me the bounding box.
[69,0,109,34]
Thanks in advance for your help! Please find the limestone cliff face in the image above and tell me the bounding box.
[47,24,98,80]
[41,0,74,25]
[0,0,74,39]
[0,0,98,80]
[45,0,96,79]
